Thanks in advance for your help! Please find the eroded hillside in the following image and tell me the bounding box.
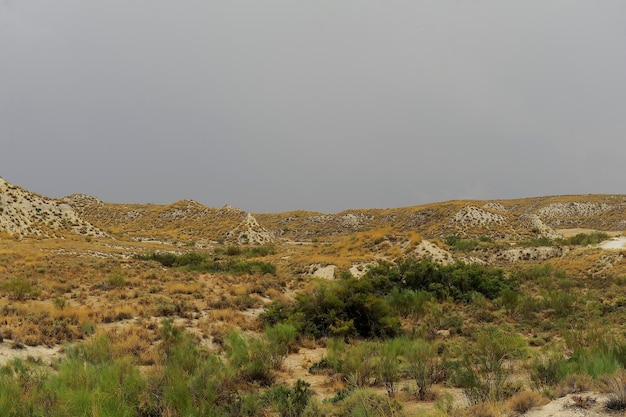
[2,177,626,417]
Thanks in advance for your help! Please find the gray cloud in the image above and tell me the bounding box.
[1,1,625,212]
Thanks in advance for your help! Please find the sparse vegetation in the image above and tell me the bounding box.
[135,251,277,275]
[3,179,626,416]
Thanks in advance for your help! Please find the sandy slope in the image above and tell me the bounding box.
[599,236,626,250]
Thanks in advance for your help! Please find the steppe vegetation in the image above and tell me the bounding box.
[2,183,626,416]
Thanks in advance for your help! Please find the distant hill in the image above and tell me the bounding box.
[2,177,625,249]
[0,177,106,238]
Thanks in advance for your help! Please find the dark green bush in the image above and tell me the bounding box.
[264,379,313,417]
[559,232,609,246]
[445,235,479,251]
[295,278,400,339]
[386,288,432,318]
[518,237,555,247]
[135,252,276,275]
[263,259,512,339]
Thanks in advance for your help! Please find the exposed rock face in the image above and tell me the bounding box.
[538,202,611,219]
[0,178,106,237]
[483,202,507,212]
[489,246,570,263]
[63,194,102,212]
[338,213,373,228]
[349,262,373,278]
[226,213,275,245]
[518,214,562,239]
[312,265,336,279]
[159,200,211,220]
[448,206,506,227]
[413,240,454,265]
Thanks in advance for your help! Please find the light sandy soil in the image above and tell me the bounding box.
[0,340,63,366]
[525,392,615,417]
[599,236,626,250]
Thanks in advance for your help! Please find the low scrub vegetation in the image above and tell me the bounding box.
[135,250,277,275]
[2,224,626,416]
[262,258,515,338]
[518,231,610,247]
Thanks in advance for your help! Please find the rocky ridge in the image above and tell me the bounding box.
[225,213,276,245]
[0,178,106,238]
[1,177,625,271]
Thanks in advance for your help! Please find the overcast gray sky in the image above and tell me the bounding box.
[1,1,625,213]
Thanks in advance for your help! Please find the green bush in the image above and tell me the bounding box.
[264,379,313,417]
[454,326,527,404]
[377,338,407,397]
[543,290,577,318]
[559,232,609,246]
[405,338,445,400]
[518,237,554,247]
[265,323,299,357]
[107,271,127,288]
[445,235,480,251]
[513,264,562,282]
[224,329,288,385]
[289,278,400,339]
[386,288,432,318]
[336,389,405,417]
[263,259,513,340]
[0,277,38,301]
[529,351,571,389]
[136,251,276,275]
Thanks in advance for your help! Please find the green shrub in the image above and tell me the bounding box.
[543,290,577,318]
[445,235,480,251]
[136,251,277,275]
[336,389,405,417]
[390,258,515,302]
[0,277,37,301]
[518,237,554,247]
[405,338,445,400]
[513,264,561,282]
[294,279,400,338]
[559,232,609,246]
[377,338,407,397]
[264,379,313,417]
[338,342,379,387]
[386,288,432,318]
[265,323,299,358]
[529,351,571,389]
[107,271,127,288]
[225,245,243,256]
[454,326,527,404]
[224,330,284,385]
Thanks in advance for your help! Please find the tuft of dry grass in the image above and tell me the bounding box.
[505,390,549,414]
[603,372,626,411]
[463,401,502,417]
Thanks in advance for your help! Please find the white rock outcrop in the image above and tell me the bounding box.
[226,213,275,244]
[0,177,106,237]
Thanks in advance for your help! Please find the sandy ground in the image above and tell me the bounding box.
[0,340,63,366]
[599,236,626,250]
[526,392,615,417]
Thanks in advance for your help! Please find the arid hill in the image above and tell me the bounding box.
[61,187,626,244]
[0,178,105,238]
[2,176,626,417]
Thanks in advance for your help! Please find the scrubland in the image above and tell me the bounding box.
[1,229,626,417]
